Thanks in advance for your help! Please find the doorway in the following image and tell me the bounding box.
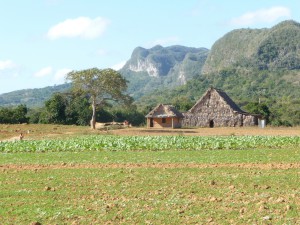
[209,120,214,128]
[150,118,154,127]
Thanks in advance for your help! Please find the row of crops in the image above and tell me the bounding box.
[0,135,299,153]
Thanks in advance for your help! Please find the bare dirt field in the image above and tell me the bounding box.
[2,162,300,171]
[110,126,300,137]
[0,124,299,141]
[0,124,96,141]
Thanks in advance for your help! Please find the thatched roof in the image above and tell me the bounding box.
[145,104,184,118]
[189,87,246,114]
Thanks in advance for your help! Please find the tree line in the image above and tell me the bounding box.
[0,68,145,127]
[1,67,299,127]
[0,91,145,127]
[0,93,282,127]
[0,105,29,124]
[30,92,145,126]
[136,67,300,127]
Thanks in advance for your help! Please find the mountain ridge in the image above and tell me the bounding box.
[1,20,300,113]
[120,45,209,99]
[202,20,300,73]
[0,83,71,108]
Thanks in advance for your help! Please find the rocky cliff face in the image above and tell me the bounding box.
[120,45,209,99]
[128,58,160,77]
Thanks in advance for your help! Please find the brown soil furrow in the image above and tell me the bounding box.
[1,162,300,171]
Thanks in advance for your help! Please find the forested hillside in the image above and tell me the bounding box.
[0,83,71,108]
[0,20,299,126]
[202,20,300,73]
[136,20,300,126]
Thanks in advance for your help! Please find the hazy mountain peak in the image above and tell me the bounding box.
[273,20,300,29]
[119,45,209,99]
[150,45,164,51]
[123,45,209,77]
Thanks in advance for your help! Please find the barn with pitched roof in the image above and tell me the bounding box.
[145,104,184,128]
[182,87,259,127]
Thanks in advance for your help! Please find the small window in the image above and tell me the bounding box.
[162,118,166,123]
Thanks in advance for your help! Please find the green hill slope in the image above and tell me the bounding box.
[202,20,300,73]
[0,83,71,108]
[137,20,300,126]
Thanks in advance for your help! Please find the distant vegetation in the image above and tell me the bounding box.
[0,20,299,126]
[0,104,29,124]
[27,92,145,127]
[136,67,300,126]
[136,21,300,126]
[0,83,71,108]
[202,20,300,73]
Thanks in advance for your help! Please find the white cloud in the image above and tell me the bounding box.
[34,66,53,78]
[147,36,180,47]
[47,16,110,40]
[34,67,71,83]
[0,60,16,70]
[229,6,291,26]
[111,61,126,70]
[54,68,72,82]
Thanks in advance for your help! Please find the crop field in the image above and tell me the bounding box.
[0,124,300,224]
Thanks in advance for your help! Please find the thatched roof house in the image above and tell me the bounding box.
[182,87,259,127]
[146,104,184,128]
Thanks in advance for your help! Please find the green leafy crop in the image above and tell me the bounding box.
[1,135,299,153]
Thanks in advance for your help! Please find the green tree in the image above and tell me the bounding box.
[64,91,91,125]
[28,108,43,124]
[243,102,271,123]
[0,105,28,124]
[111,105,145,126]
[0,107,12,123]
[171,96,194,111]
[35,92,91,125]
[66,68,131,129]
[269,97,300,126]
[12,104,29,123]
[44,93,67,124]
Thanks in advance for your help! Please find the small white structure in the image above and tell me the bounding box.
[258,119,266,128]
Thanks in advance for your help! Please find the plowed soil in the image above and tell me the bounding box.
[111,127,300,136]
[2,162,300,171]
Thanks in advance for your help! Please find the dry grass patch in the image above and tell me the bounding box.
[1,124,300,142]
[111,126,300,137]
[0,124,94,141]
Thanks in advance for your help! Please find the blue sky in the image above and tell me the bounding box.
[0,0,299,94]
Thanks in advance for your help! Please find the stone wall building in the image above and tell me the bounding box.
[182,88,259,127]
